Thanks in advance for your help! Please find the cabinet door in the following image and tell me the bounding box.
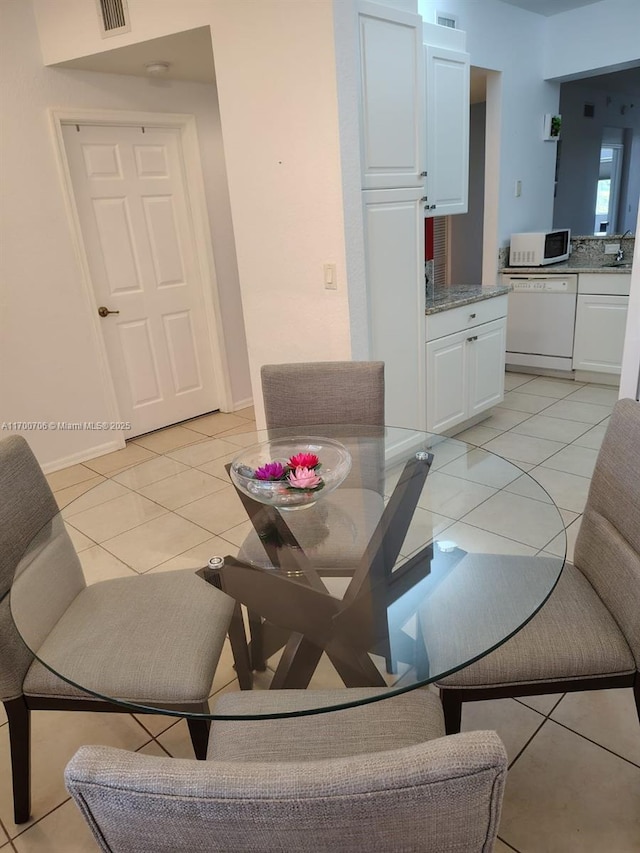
[426,329,467,433]
[364,187,425,430]
[424,45,470,216]
[467,319,506,417]
[358,2,425,190]
[573,295,629,374]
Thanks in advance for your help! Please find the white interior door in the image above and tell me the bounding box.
[62,123,219,437]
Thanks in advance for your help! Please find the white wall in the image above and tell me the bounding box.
[32,0,354,429]
[205,2,353,422]
[32,0,211,65]
[419,0,560,247]
[544,0,640,81]
[553,80,640,235]
[0,0,250,469]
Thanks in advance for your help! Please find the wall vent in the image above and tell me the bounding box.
[583,103,595,118]
[96,0,130,38]
[436,12,458,29]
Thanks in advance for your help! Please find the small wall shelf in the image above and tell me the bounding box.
[543,113,561,141]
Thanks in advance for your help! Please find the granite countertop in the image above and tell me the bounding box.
[425,284,509,315]
[500,262,632,275]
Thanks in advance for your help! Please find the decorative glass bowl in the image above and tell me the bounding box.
[230,436,352,510]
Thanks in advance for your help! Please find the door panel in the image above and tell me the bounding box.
[358,2,425,189]
[426,331,467,433]
[573,295,629,374]
[118,319,162,407]
[62,123,219,436]
[424,46,470,216]
[468,319,506,416]
[363,187,425,430]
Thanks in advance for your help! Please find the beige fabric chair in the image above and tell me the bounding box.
[260,361,385,429]
[0,435,235,823]
[65,688,507,853]
[239,361,387,573]
[436,398,640,733]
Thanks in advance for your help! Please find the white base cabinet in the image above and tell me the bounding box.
[426,300,506,433]
[572,294,629,375]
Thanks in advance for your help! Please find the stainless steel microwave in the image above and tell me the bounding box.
[509,229,571,266]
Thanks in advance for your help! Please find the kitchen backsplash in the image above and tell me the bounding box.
[569,234,635,265]
[499,234,634,269]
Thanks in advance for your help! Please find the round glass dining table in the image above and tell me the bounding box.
[10,424,567,719]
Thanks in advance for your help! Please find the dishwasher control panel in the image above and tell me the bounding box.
[505,275,577,294]
[509,278,575,293]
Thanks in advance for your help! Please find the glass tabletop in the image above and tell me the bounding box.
[10,425,566,719]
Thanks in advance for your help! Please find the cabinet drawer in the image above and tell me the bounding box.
[426,295,507,341]
[578,273,631,296]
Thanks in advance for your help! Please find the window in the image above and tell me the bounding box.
[594,143,623,235]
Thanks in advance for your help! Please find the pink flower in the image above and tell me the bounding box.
[288,452,319,469]
[254,461,285,481]
[287,466,322,490]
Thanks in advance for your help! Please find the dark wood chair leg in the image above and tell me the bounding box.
[186,712,211,760]
[5,697,31,823]
[228,603,253,690]
[633,672,640,725]
[441,689,463,735]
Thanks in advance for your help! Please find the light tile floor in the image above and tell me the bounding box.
[2,386,639,851]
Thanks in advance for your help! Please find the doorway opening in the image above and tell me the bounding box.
[433,66,500,286]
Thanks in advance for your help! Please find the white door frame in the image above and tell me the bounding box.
[481,70,502,286]
[49,107,233,440]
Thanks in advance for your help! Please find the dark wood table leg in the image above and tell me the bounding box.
[228,603,253,689]
[270,633,324,689]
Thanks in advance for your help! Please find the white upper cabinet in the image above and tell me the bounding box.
[358,2,425,190]
[424,44,470,217]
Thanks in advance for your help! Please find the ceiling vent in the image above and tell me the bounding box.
[96,0,130,38]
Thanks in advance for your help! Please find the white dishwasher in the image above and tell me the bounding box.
[503,274,578,372]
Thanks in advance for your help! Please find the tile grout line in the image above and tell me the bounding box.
[496,835,522,852]
[544,715,640,770]
[507,711,552,771]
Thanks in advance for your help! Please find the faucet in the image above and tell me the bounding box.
[616,230,633,262]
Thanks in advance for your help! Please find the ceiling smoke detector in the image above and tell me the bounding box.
[145,61,170,75]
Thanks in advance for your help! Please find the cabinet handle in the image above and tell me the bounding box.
[469,313,476,319]
[420,196,428,202]
[430,204,436,209]
[420,171,428,177]
[467,335,478,342]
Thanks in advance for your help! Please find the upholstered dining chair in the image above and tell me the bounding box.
[238,362,387,672]
[260,360,385,429]
[0,435,236,824]
[65,688,507,853]
[436,398,640,734]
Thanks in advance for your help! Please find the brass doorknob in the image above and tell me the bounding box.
[98,306,120,318]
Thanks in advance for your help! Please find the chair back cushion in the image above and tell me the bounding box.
[66,732,506,853]
[0,436,83,700]
[261,361,384,429]
[574,399,640,668]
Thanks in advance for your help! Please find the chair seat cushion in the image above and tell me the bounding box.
[208,688,445,761]
[23,570,234,705]
[436,563,635,689]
